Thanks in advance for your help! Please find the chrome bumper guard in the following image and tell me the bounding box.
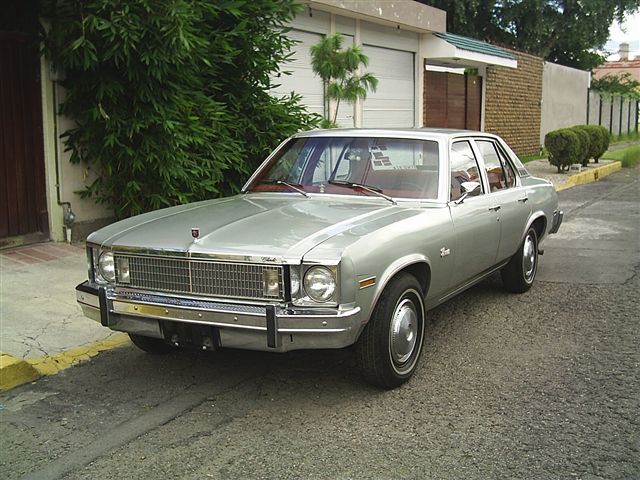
[550,209,564,234]
[76,282,363,352]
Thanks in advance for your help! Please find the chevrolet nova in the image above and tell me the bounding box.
[76,129,562,388]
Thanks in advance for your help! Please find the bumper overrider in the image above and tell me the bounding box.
[75,282,363,352]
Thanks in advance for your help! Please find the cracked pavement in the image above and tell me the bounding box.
[0,251,116,359]
[0,166,638,479]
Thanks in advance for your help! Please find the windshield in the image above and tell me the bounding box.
[247,137,440,200]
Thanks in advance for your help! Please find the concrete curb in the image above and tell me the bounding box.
[0,333,129,392]
[555,161,622,192]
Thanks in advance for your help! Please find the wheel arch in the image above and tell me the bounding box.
[368,255,431,321]
[525,212,547,243]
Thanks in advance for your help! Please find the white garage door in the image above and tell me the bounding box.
[362,46,415,128]
[271,29,324,117]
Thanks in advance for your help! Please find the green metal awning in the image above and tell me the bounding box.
[425,32,517,69]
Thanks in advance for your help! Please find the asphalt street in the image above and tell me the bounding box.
[1,167,638,480]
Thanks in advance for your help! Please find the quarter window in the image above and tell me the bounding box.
[450,141,483,201]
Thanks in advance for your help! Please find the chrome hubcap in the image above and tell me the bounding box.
[523,234,536,281]
[390,298,418,365]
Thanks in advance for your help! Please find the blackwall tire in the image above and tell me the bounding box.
[129,333,175,354]
[356,273,425,389]
[501,227,538,293]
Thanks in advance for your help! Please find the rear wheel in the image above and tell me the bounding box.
[501,227,538,293]
[128,334,175,354]
[356,273,425,389]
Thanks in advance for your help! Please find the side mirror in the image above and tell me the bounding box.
[455,181,481,204]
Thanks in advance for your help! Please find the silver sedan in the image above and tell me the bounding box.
[76,129,562,388]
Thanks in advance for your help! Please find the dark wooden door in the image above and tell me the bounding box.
[424,70,482,130]
[0,31,49,240]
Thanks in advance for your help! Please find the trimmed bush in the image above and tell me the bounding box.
[545,128,580,173]
[596,126,611,163]
[574,125,609,165]
[571,127,590,167]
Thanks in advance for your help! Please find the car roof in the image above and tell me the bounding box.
[293,128,501,141]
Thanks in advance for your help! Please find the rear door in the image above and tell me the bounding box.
[474,138,531,262]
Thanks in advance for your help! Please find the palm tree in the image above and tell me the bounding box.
[310,33,378,127]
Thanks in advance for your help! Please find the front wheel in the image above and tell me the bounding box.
[355,273,426,389]
[501,227,538,293]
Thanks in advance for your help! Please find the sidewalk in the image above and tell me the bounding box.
[0,157,625,391]
[525,158,621,191]
[0,243,128,390]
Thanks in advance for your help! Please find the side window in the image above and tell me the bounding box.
[476,140,506,191]
[450,141,483,201]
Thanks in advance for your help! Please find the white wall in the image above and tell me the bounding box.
[540,62,590,143]
[587,91,639,135]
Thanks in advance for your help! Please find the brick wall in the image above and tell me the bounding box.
[485,49,543,156]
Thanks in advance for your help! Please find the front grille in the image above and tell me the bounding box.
[114,254,283,301]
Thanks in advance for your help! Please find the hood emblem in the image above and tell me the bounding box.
[191,227,200,239]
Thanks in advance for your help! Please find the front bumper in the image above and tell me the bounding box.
[76,282,363,352]
[549,209,564,234]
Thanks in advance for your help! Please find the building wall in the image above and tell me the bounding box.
[540,62,590,143]
[593,60,640,82]
[484,49,543,156]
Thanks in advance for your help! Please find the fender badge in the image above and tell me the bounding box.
[440,247,451,257]
[191,228,200,239]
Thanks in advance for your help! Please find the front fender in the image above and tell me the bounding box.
[361,254,432,326]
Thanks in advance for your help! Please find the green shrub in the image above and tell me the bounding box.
[571,127,590,167]
[545,128,580,173]
[573,125,600,165]
[41,0,320,219]
[596,126,611,163]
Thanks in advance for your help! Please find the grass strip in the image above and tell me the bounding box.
[602,145,640,168]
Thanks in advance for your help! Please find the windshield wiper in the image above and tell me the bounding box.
[328,180,396,205]
[256,179,309,198]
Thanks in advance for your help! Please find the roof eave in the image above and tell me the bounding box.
[424,34,517,69]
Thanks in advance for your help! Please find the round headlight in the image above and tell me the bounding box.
[290,268,301,297]
[98,251,116,283]
[303,266,336,302]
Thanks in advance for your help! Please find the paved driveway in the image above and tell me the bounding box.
[1,167,639,480]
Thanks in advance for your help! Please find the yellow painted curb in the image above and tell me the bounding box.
[555,161,622,192]
[0,354,41,391]
[0,333,129,392]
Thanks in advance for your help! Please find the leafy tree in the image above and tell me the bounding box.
[591,73,640,99]
[418,0,640,70]
[40,0,319,218]
[310,33,378,127]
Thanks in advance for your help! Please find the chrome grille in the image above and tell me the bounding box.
[115,255,283,301]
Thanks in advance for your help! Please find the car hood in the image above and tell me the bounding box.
[92,194,419,261]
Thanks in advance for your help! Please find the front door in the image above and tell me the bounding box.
[447,140,501,288]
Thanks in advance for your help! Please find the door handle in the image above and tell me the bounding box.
[518,196,529,203]
[488,205,501,212]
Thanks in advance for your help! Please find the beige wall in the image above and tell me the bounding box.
[305,0,446,33]
[540,62,590,143]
